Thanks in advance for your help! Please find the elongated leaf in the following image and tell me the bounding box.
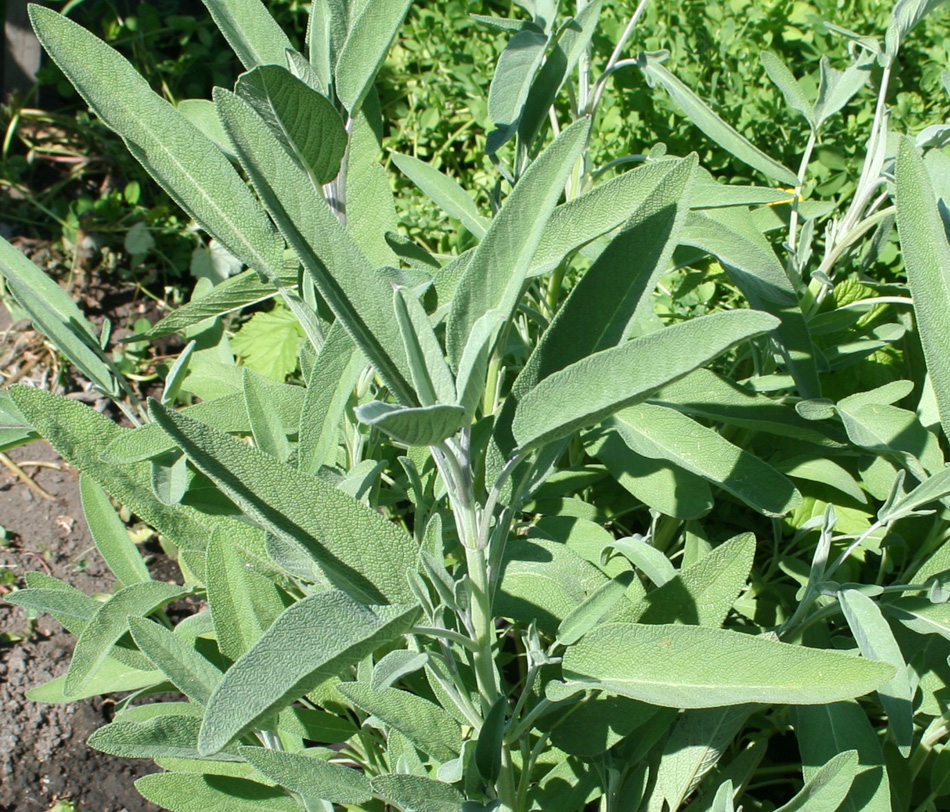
[371,650,429,691]
[215,88,414,404]
[128,616,224,705]
[391,153,489,238]
[774,750,859,812]
[89,716,236,761]
[297,323,365,474]
[11,387,267,557]
[640,52,800,186]
[895,138,950,443]
[604,538,676,587]
[523,156,696,387]
[885,596,950,641]
[530,160,681,277]
[355,401,467,446]
[512,310,779,451]
[497,539,613,635]
[761,52,815,127]
[335,0,414,114]
[879,467,950,522]
[150,401,418,603]
[198,591,418,755]
[585,426,713,519]
[793,701,892,812]
[608,403,801,517]
[206,529,286,661]
[29,8,288,300]
[65,581,187,694]
[627,533,755,627]
[885,0,950,58]
[651,369,844,447]
[562,623,894,708]
[487,28,549,148]
[681,208,820,398]
[393,287,456,407]
[201,0,292,69]
[446,117,591,367]
[370,774,464,812]
[28,657,164,703]
[5,584,99,634]
[241,368,290,461]
[558,572,636,645]
[337,682,462,761]
[79,473,151,587]
[546,694,660,757]
[103,384,305,464]
[142,266,296,341]
[238,746,372,805]
[647,705,752,812]
[136,773,302,812]
[838,589,914,755]
[236,65,346,186]
[814,55,872,128]
[0,237,118,397]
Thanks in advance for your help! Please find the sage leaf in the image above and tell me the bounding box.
[837,589,914,755]
[626,533,756,627]
[12,390,270,558]
[393,286,457,407]
[201,0,292,69]
[242,368,291,462]
[29,7,288,299]
[793,701,892,812]
[337,681,462,761]
[136,773,302,812]
[773,750,859,812]
[237,746,372,805]
[512,309,779,451]
[878,466,950,522]
[562,624,894,707]
[557,571,636,645]
[215,88,414,403]
[585,426,714,519]
[296,322,366,474]
[236,64,346,186]
[885,0,950,59]
[0,237,119,398]
[334,0,414,114]
[681,208,820,398]
[150,401,418,604]
[761,51,815,127]
[895,137,950,442]
[884,596,950,641]
[607,403,801,517]
[370,774,464,812]
[64,581,187,695]
[128,616,224,706]
[79,474,151,587]
[603,538,676,587]
[5,584,99,635]
[647,705,752,812]
[446,117,591,367]
[89,715,236,761]
[141,266,296,341]
[391,153,489,238]
[27,657,163,703]
[640,51,800,186]
[487,29,549,148]
[371,650,429,692]
[355,402,468,446]
[206,529,287,661]
[528,159,681,278]
[199,591,418,755]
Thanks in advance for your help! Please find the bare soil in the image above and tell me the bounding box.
[0,441,163,812]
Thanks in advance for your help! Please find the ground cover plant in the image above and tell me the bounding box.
[5,0,950,810]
